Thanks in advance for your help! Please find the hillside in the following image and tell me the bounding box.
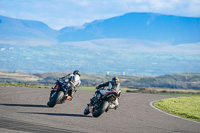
[0,15,58,46]
[58,12,200,44]
[1,12,200,45]
[0,71,200,90]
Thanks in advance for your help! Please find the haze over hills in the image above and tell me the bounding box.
[0,12,200,76]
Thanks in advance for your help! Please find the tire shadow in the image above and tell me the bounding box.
[0,103,48,108]
[20,112,92,118]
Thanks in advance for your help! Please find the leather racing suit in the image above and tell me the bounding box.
[60,73,81,97]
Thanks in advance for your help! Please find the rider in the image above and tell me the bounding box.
[59,70,81,100]
[93,77,121,109]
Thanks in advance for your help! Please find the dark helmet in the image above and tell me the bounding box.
[73,70,81,76]
[112,77,119,83]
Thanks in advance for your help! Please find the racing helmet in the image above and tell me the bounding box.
[112,77,119,83]
[73,70,81,76]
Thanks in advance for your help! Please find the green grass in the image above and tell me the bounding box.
[126,87,200,95]
[1,82,199,96]
[1,83,199,95]
[154,96,200,122]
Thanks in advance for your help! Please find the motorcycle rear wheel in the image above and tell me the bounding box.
[92,101,109,117]
[47,91,64,107]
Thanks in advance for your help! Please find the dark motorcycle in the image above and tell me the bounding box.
[84,87,120,117]
[47,80,72,107]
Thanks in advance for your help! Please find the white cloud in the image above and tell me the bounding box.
[0,0,199,29]
[1,48,5,51]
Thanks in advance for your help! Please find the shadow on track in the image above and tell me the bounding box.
[0,116,84,133]
[20,112,92,118]
[0,103,48,108]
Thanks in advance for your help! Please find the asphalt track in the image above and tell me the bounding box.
[0,86,199,133]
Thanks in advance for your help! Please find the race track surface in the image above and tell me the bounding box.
[0,86,199,133]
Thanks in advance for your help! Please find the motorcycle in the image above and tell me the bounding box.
[47,79,72,107]
[84,87,121,117]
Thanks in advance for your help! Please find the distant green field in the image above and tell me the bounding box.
[154,96,200,122]
[127,87,200,95]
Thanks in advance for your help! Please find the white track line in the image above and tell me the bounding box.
[149,100,200,124]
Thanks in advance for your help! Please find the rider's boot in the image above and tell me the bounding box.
[105,108,109,112]
[65,95,73,101]
[114,98,119,110]
[69,95,73,101]
[114,105,118,110]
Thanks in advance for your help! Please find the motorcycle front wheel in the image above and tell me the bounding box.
[84,106,90,115]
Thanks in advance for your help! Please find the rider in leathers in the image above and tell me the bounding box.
[93,77,121,110]
[59,70,81,100]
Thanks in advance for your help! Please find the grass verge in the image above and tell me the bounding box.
[154,96,200,122]
[126,87,200,95]
[0,83,129,92]
[0,83,52,88]
[0,83,199,95]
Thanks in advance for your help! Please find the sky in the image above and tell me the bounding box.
[0,0,200,30]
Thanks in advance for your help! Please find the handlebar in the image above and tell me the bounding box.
[57,80,62,86]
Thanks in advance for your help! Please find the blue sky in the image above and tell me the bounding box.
[0,0,200,30]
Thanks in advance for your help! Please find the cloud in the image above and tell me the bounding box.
[0,0,199,29]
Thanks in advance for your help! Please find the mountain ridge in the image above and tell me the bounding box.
[0,15,58,46]
[1,12,200,45]
[58,12,200,44]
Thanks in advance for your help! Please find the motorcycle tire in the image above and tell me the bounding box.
[47,91,64,107]
[92,101,109,117]
[84,106,90,115]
